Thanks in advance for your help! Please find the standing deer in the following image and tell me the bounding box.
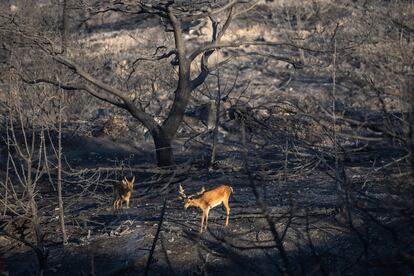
[113,176,135,209]
[179,184,233,233]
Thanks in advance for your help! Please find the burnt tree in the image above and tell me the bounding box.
[2,1,301,167]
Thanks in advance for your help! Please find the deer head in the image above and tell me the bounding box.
[122,176,135,191]
[179,184,205,209]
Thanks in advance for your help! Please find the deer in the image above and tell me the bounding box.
[179,184,233,233]
[113,176,135,209]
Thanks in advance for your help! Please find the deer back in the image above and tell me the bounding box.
[196,185,232,207]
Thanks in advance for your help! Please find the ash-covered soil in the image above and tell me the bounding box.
[1,132,412,276]
[1,1,413,275]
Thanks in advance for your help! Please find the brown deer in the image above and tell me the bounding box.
[179,184,233,233]
[113,176,135,209]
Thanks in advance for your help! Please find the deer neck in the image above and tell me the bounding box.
[190,197,208,209]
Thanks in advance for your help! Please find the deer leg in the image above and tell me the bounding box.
[223,199,230,226]
[204,208,210,230]
[200,211,205,233]
[126,198,130,209]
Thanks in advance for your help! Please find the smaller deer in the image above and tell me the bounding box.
[113,176,135,209]
[179,184,233,233]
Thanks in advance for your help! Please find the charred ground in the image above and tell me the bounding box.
[1,0,413,275]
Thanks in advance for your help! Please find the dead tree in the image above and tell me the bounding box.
[0,69,49,275]
[2,1,303,167]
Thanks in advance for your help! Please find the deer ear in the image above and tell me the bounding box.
[122,179,127,185]
[131,176,135,183]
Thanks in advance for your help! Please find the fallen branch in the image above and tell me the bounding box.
[144,199,167,276]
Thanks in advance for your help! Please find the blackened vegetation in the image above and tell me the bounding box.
[1,0,414,275]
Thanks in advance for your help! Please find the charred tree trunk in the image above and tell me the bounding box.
[210,75,221,166]
[61,0,69,53]
[408,77,414,177]
[153,133,174,167]
[57,90,68,244]
[26,159,48,276]
[34,247,48,276]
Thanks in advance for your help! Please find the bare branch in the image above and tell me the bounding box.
[216,5,234,41]
[190,5,235,90]
[167,7,188,70]
[173,0,247,21]
[132,49,178,67]
[52,55,160,132]
[21,77,127,109]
